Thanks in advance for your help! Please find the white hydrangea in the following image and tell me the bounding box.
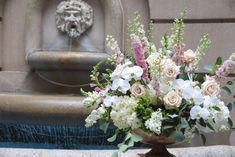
[110,96,140,129]
[85,106,106,127]
[82,91,101,108]
[145,110,163,135]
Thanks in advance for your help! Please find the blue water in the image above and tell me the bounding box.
[0,123,148,149]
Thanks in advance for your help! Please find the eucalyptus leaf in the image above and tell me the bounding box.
[118,143,129,152]
[180,118,189,129]
[128,139,134,147]
[107,134,117,142]
[124,132,132,141]
[162,125,175,129]
[171,131,184,142]
[131,133,143,142]
[99,121,109,133]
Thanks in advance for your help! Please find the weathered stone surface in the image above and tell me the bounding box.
[149,0,235,19]
[0,146,234,157]
[55,0,93,39]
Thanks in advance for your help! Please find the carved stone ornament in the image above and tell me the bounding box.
[55,0,93,38]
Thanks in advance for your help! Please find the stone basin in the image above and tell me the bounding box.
[26,51,110,70]
[0,93,91,125]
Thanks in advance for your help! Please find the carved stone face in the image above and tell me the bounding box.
[55,0,93,38]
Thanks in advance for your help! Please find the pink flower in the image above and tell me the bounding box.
[131,34,149,80]
[215,60,235,78]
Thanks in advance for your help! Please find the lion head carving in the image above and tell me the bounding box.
[55,0,93,38]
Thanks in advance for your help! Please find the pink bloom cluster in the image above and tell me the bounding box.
[131,34,149,80]
[172,44,185,64]
[215,60,235,78]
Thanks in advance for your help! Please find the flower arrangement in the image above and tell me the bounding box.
[82,12,235,154]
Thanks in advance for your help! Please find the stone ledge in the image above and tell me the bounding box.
[0,145,234,157]
[0,93,90,125]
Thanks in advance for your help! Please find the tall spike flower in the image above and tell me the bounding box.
[131,34,149,80]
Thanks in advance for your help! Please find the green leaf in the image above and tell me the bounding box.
[203,64,214,72]
[99,121,109,133]
[131,133,143,142]
[171,131,184,142]
[222,86,232,94]
[118,143,129,152]
[215,56,222,66]
[206,123,214,131]
[127,139,134,147]
[228,118,233,128]
[227,81,233,86]
[200,134,206,145]
[162,125,175,129]
[111,152,118,157]
[199,118,206,127]
[180,118,189,129]
[107,134,117,142]
[227,103,233,111]
[124,132,132,141]
[212,106,221,111]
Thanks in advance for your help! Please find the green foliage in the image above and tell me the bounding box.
[215,56,223,66]
[222,86,232,94]
[228,118,233,128]
[171,131,184,142]
[135,96,154,122]
[195,34,211,61]
[117,131,143,153]
[161,33,171,52]
[170,11,186,46]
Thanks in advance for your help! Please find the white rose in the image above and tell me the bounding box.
[202,80,220,96]
[130,83,146,97]
[183,49,196,63]
[163,91,182,109]
[162,63,180,79]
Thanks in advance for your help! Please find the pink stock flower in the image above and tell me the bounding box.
[215,60,235,78]
[131,34,149,80]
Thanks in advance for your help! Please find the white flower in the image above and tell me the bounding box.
[82,91,101,108]
[183,49,196,63]
[145,110,163,135]
[110,96,140,129]
[85,106,106,127]
[159,82,171,95]
[146,52,161,66]
[229,53,235,61]
[163,90,182,109]
[121,66,143,81]
[182,86,204,105]
[202,79,220,96]
[130,83,146,97]
[110,60,132,80]
[111,78,130,94]
[172,79,193,91]
[103,96,121,107]
[161,59,180,80]
[190,106,210,120]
